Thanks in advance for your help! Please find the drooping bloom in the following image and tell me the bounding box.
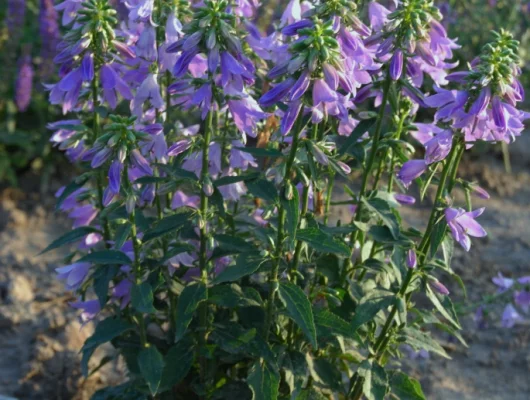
[445,207,487,251]
[397,160,427,187]
[56,262,91,290]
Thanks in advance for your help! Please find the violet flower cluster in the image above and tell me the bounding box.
[42,1,528,399]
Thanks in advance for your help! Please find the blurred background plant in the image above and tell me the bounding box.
[1,0,530,186]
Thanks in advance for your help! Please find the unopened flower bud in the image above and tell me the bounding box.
[406,249,417,269]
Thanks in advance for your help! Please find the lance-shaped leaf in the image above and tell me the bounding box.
[351,296,395,333]
[296,228,350,256]
[174,282,208,342]
[131,282,157,314]
[78,250,132,265]
[138,345,165,396]
[338,118,376,155]
[398,327,450,359]
[362,198,400,239]
[159,337,195,392]
[248,360,280,400]
[390,372,426,400]
[40,226,100,254]
[213,252,265,284]
[278,282,318,348]
[143,212,192,242]
[81,317,134,376]
[282,186,299,245]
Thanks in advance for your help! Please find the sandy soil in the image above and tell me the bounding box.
[0,137,529,399]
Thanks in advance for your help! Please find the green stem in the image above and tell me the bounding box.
[91,73,111,246]
[263,116,304,342]
[349,137,464,399]
[198,111,214,383]
[342,75,392,288]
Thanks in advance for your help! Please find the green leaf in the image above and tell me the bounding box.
[429,222,447,258]
[351,296,395,332]
[143,212,191,242]
[425,285,461,329]
[399,327,450,359]
[81,317,134,376]
[282,186,299,245]
[160,243,195,263]
[213,234,256,253]
[174,282,208,342]
[91,382,145,400]
[40,226,100,254]
[234,146,283,158]
[114,223,132,250]
[314,309,355,339]
[338,118,376,155]
[78,250,132,265]
[131,282,157,314]
[93,265,119,308]
[308,358,342,391]
[55,176,88,211]
[138,345,165,396]
[278,282,317,348]
[208,284,261,308]
[358,360,388,400]
[362,198,400,239]
[210,325,257,354]
[214,172,260,187]
[441,234,454,268]
[390,372,426,400]
[213,252,265,284]
[246,178,278,203]
[296,228,350,256]
[248,360,280,400]
[295,388,328,400]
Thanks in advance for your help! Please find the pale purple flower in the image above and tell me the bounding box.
[56,262,91,290]
[280,0,301,26]
[430,280,450,295]
[424,130,453,164]
[109,160,122,194]
[131,74,164,117]
[228,96,267,137]
[313,79,338,106]
[501,304,523,328]
[70,299,101,325]
[112,278,132,309]
[69,204,98,228]
[407,250,417,269]
[171,191,200,209]
[130,149,153,175]
[390,50,403,80]
[100,64,133,109]
[125,0,154,21]
[281,100,303,135]
[471,185,490,199]
[259,78,296,107]
[136,24,157,61]
[395,194,416,205]
[397,160,427,187]
[445,207,487,251]
[230,141,258,170]
[167,139,192,156]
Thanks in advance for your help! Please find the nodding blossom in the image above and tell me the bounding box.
[445,207,487,251]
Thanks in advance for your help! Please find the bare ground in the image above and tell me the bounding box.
[0,137,529,399]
